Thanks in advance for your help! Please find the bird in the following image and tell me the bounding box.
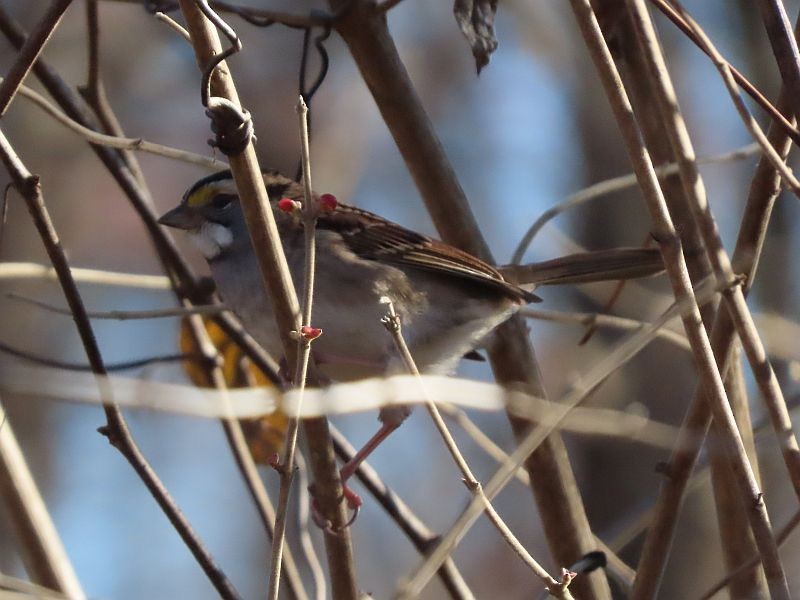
[158,170,539,382]
[158,170,665,509]
[158,169,540,506]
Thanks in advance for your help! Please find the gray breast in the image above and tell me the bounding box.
[206,229,517,378]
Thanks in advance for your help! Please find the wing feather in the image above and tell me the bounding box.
[317,203,538,303]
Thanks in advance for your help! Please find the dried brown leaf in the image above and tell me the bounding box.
[453,0,499,73]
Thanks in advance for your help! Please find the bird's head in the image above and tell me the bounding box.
[158,170,302,260]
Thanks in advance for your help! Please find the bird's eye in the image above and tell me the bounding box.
[211,194,235,210]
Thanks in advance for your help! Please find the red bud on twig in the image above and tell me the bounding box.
[299,325,322,340]
[319,193,337,212]
[277,197,300,213]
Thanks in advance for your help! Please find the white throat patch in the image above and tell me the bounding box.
[187,222,233,260]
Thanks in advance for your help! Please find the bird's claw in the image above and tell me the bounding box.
[342,483,363,511]
[310,483,362,533]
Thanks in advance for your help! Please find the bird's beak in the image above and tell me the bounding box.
[157,204,203,230]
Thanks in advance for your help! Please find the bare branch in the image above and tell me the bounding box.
[175,2,357,596]
[631,83,796,600]
[648,0,800,146]
[0,400,85,598]
[698,508,800,600]
[565,0,788,596]
[329,2,611,595]
[293,453,327,600]
[0,262,171,289]
[80,0,148,188]
[623,4,798,595]
[0,6,200,290]
[381,300,575,599]
[511,143,759,263]
[0,0,73,116]
[0,130,242,599]
[1,78,225,170]
[0,340,200,372]
[268,96,319,600]
[154,10,191,40]
[400,264,727,596]
[520,307,690,350]
[756,0,800,118]
[328,427,474,599]
[182,304,309,600]
[7,293,226,320]
[667,1,800,194]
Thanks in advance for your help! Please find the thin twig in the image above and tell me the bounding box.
[520,307,690,350]
[0,130,241,599]
[0,77,225,170]
[0,0,73,116]
[648,0,800,146]
[566,0,788,596]
[184,305,309,600]
[177,2,357,595]
[399,268,729,597]
[0,5,203,293]
[268,96,320,600]
[0,262,172,289]
[757,0,800,117]
[154,11,191,40]
[0,340,200,372]
[0,365,711,448]
[609,4,760,595]
[26,18,258,571]
[698,508,800,600]
[710,344,767,596]
[630,80,797,600]
[7,293,226,320]
[329,3,610,596]
[328,427,474,599]
[668,0,800,194]
[624,5,798,595]
[211,311,284,386]
[511,143,759,263]
[0,399,85,598]
[435,403,636,591]
[177,0,300,377]
[608,393,800,557]
[381,300,574,600]
[661,2,800,440]
[80,0,148,189]
[0,8,306,594]
[293,452,327,600]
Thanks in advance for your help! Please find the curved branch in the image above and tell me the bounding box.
[0,131,242,600]
[1,78,225,170]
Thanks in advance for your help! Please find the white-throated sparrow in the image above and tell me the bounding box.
[158,170,538,382]
[158,170,664,507]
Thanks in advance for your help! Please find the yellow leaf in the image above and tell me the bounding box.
[180,317,287,462]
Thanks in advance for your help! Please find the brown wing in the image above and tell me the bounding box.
[317,202,539,303]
